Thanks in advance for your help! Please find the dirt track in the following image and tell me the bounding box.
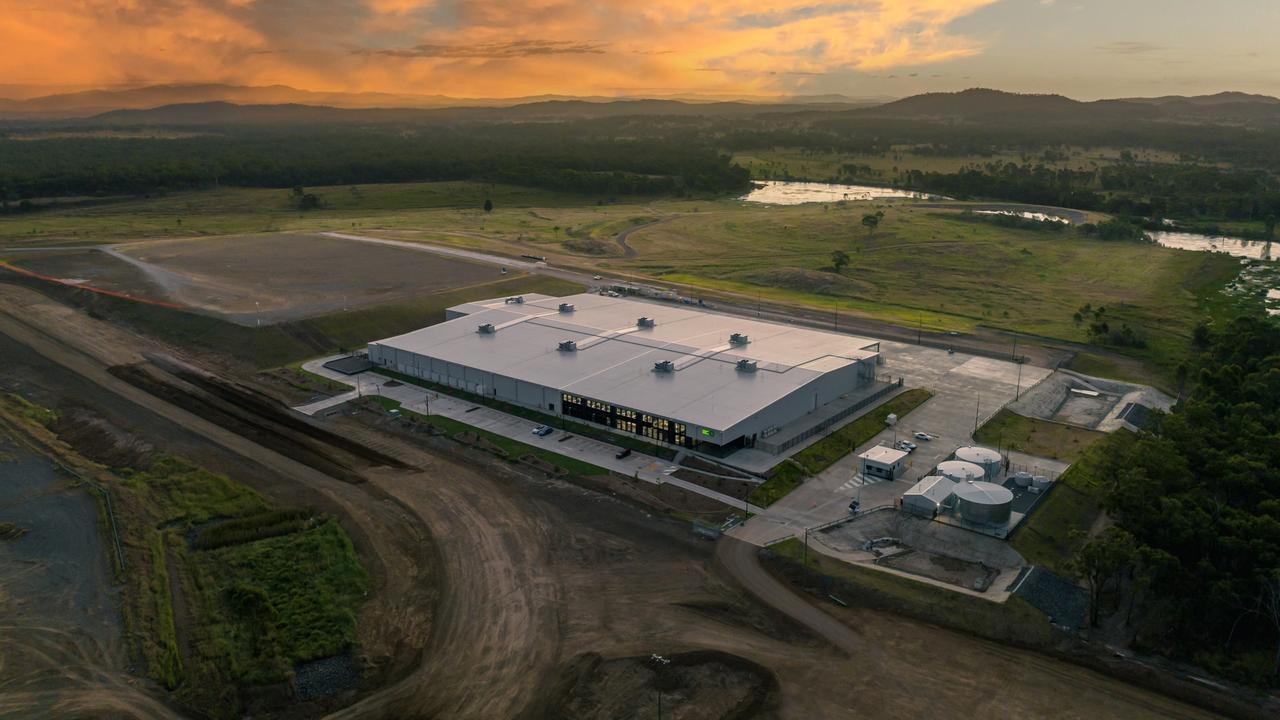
[0,280,1239,720]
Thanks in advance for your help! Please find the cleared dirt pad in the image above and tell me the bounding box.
[554,651,777,720]
[18,233,510,323]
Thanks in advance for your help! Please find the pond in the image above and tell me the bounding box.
[974,209,1071,224]
[740,180,945,204]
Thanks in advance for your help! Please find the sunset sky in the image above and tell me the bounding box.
[2,0,1277,100]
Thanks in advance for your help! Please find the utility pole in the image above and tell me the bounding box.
[1011,331,1019,362]
[1015,358,1023,401]
[974,397,981,435]
[803,527,810,567]
[917,315,923,345]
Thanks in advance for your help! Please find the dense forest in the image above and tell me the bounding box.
[5,93,1280,223]
[0,123,752,202]
[1074,314,1280,685]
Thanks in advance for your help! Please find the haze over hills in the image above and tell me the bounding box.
[0,82,891,119]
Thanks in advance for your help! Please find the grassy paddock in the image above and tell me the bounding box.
[974,408,1106,462]
[750,388,933,507]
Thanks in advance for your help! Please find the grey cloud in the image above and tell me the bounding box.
[356,40,608,59]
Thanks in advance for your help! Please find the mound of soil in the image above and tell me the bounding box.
[51,407,155,469]
[735,267,871,297]
[519,454,568,476]
[0,521,28,540]
[455,432,510,458]
[563,238,615,256]
[552,650,777,720]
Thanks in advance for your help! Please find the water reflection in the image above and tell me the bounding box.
[740,180,944,204]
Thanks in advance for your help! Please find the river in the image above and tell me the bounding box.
[741,180,945,204]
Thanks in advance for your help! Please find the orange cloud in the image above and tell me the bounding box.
[0,1,996,97]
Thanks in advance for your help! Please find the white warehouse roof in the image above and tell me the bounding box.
[371,293,880,432]
[903,475,956,504]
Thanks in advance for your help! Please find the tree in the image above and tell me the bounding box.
[483,198,494,212]
[861,210,884,237]
[831,250,850,274]
[1071,526,1137,627]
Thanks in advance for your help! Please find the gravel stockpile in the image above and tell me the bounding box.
[295,655,360,701]
[1013,566,1087,631]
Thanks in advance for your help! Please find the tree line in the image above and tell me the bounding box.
[0,123,751,203]
[1071,314,1280,686]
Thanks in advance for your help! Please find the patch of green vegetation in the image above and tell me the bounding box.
[188,519,368,684]
[122,455,267,526]
[974,408,1105,462]
[373,367,678,460]
[143,530,183,689]
[192,510,314,551]
[1009,432,1132,572]
[0,521,28,540]
[107,452,368,715]
[1,392,57,427]
[750,388,932,507]
[768,537,1054,646]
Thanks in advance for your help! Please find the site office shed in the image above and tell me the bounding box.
[367,293,884,456]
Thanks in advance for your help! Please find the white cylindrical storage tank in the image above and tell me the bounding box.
[954,446,1003,480]
[1032,476,1051,490]
[953,480,1014,525]
[1013,471,1033,488]
[936,460,985,484]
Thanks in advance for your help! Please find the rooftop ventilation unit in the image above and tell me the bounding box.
[736,359,758,373]
[653,360,675,373]
[477,323,496,334]
[637,317,656,328]
[729,333,750,346]
[558,303,575,313]
[557,340,578,352]
[504,296,525,304]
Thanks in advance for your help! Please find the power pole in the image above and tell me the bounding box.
[974,397,981,435]
[917,315,923,345]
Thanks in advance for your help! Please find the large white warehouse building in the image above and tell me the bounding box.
[367,293,886,455]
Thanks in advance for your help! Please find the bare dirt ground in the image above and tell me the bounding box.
[11,233,513,324]
[0,280,1240,720]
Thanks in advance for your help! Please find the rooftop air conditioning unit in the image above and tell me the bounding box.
[637,317,656,328]
[653,360,675,373]
[736,359,758,373]
[729,333,750,346]
[558,340,578,352]
[477,323,496,334]
[558,303,575,313]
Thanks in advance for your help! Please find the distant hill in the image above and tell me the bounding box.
[0,82,878,119]
[855,88,1280,124]
[84,98,864,125]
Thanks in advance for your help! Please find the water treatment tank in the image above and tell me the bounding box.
[954,446,1003,480]
[936,460,986,483]
[953,480,1014,525]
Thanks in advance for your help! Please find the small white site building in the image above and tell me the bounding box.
[901,476,956,518]
[859,445,909,481]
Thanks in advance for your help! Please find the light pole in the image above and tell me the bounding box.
[650,654,671,719]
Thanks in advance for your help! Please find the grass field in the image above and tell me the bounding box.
[624,203,1238,382]
[750,388,933,507]
[974,409,1106,462]
[1009,432,1131,572]
[2,179,1239,386]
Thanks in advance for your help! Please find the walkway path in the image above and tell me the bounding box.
[297,356,765,514]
